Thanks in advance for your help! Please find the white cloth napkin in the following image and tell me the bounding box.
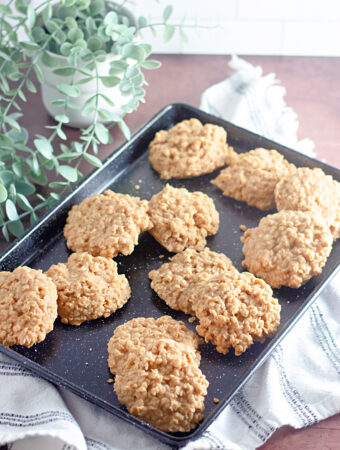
[1,55,339,450]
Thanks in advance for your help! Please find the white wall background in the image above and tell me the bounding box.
[2,0,340,56]
[131,0,340,56]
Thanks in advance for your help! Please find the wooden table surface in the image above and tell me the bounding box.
[1,55,340,449]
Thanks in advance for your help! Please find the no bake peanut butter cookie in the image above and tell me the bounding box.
[149,247,238,315]
[0,267,57,347]
[149,118,232,179]
[148,185,219,253]
[46,252,130,325]
[275,167,340,240]
[212,148,296,210]
[64,190,152,258]
[241,210,333,288]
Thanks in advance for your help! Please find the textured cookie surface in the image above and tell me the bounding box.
[64,190,152,258]
[107,316,202,375]
[149,247,238,315]
[212,148,296,210]
[275,167,340,240]
[114,339,208,432]
[46,252,130,325]
[148,185,219,253]
[0,267,57,347]
[149,118,232,179]
[241,210,333,288]
[189,273,281,356]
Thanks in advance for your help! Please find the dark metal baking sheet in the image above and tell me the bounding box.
[0,103,339,447]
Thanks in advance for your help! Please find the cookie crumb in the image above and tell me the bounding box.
[213,397,220,404]
[240,224,247,231]
[85,362,89,366]
[107,378,114,384]
[89,348,93,352]
[159,254,164,259]
[188,317,196,323]
[135,184,140,190]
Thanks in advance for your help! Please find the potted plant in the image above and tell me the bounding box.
[0,0,187,240]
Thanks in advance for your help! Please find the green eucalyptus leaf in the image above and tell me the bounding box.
[55,114,70,124]
[122,44,145,62]
[51,99,66,106]
[63,0,77,7]
[14,0,29,15]
[27,4,36,28]
[41,51,58,67]
[42,4,52,25]
[2,224,9,241]
[68,28,84,43]
[59,165,78,182]
[163,24,176,43]
[57,5,76,20]
[26,78,36,93]
[138,16,147,28]
[53,67,76,76]
[87,35,104,52]
[119,80,132,95]
[139,43,152,57]
[118,120,131,140]
[94,123,110,144]
[30,211,38,225]
[104,11,118,26]
[0,184,7,203]
[0,170,14,185]
[16,193,32,211]
[17,88,27,102]
[90,0,104,16]
[83,153,102,167]
[57,83,81,97]
[100,75,120,88]
[163,5,173,22]
[5,199,19,221]
[76,77,94,85]
[4,116,21,132]
[33,64,44,83]
[49,192,60,201]
[98,93,115,107]
[8,219,24,237]
[57,128,67,140]
[141,60,162,69]
[58,152,81,161]
[34,138,53,159]
[8,183,16,200]
[30,169,48,185]
[60,42,73,56]
[20,41,40,51]
[49,181,68,188]
[14,180,35,195]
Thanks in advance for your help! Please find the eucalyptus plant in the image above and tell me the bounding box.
[0,0,189,240]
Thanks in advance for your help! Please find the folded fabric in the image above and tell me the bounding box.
[0,55,339,450]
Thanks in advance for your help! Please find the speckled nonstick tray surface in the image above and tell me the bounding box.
[1,104,339,447]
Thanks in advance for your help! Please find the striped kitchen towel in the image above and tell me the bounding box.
[0,56,339,450]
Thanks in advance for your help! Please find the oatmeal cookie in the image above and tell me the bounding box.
[114,338,208,432]
[189,272,280,355]
[149,118,232,179]
[149,247,238,314]
[107,316,202,375]
[46,252,130,325]
[0,267,57,347]
[148,185,219,252]
[64,190,152,258]
[275,167,340,240]
[212,148,296,210]
[241,210,333,288]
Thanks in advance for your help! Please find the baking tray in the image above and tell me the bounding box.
[0,103,339,447]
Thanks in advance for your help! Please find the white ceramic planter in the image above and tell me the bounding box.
[38,53,133,128]
[37,2,136,128]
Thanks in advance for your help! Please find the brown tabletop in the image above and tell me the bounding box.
[1,55,340,449]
